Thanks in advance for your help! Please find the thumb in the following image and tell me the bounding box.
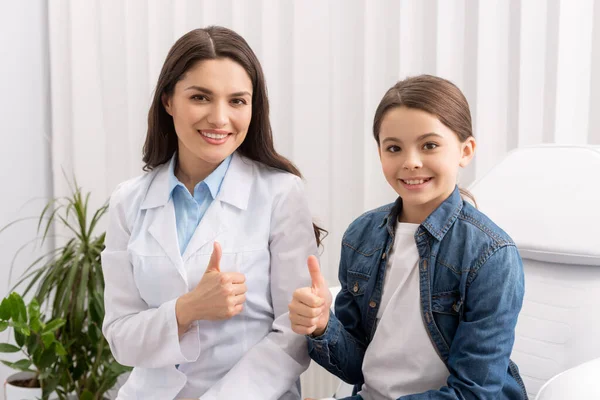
[206,241,222,272]
[307,255,326,290]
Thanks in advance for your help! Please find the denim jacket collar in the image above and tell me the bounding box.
[382,186,464,242]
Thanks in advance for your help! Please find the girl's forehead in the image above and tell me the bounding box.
[380,107,452,140]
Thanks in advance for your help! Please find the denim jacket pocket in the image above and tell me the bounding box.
[431,290,462,315]
[346,270,369,297]
[431,290,462,348]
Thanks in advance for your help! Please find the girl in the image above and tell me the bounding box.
[289,75,527,399]
[102,26,324,400]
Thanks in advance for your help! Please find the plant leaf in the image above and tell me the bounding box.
[19,325,31,336]
[9,293,27,324]
[42,319,65,334]
[0,298,10,320]
[80,390,94,400]
[28,298,41,325]
[37,348,56,370]
[41,331,55,348]
[9,358,32,371]
[0,343,20,353]
[41,376,59,399]
[13,255,55,295]
[14,328,26,347]
[73,259,91,332]
[39,201,63,245]
[54,342,66,356]
[7,235,48,289]
[30,317,43,334]
[0,321,7,332]
[87,203,108,238]
[0,216,40,236]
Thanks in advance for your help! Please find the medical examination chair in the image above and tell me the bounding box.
[329,145,600,399]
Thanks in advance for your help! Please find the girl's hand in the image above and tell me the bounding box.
[289,256,332,336]
[176,242,247,334]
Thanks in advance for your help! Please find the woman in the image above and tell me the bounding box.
[102,26,325,400]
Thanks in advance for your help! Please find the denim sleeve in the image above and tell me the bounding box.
[306,245,368,385]
[399,245,525,400]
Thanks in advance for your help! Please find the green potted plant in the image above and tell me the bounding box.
[0,292,66,400]
[6,183,130,400]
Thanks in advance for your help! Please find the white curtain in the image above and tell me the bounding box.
[48,0,600,283]
[47,1,600,398]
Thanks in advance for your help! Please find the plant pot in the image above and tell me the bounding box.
[3,371,42,400]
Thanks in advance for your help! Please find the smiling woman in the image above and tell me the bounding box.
[100,26,326,400]
[162,58,253,188]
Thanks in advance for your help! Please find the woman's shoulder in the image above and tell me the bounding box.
[108,168,160,211]
[242,155,304,194]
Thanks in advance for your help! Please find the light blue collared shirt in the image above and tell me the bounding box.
[168,155,232,255]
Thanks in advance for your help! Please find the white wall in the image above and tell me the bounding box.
[0,2,52,397]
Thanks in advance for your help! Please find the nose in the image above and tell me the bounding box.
[402,150,423,170]
[207,101,228,128]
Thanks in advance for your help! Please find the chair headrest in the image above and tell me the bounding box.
[469,145,600,266]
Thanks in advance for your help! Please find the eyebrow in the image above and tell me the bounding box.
[184,85,252,97]
[381,132,444,144]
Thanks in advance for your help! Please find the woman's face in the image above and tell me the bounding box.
[163,57,253,170]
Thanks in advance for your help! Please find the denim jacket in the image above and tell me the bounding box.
[307,187,527,399]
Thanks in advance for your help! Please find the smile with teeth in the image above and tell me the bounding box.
[199,130,229,139]
[401,178,432,185]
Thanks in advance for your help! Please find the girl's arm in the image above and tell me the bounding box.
[399,244,525,400]
[306,243,369,385]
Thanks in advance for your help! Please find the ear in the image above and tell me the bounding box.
[459,137,476,168]
[162,93,173,116]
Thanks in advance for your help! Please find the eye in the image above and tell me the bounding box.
[191,94,208,102]
[423,142,438,150]
[386,145,401,153]
[231,98,248,106]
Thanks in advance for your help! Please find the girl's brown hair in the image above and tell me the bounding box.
[142,26,326,244]
[372,74,477,206]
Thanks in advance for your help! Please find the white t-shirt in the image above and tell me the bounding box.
[359,222,449,400]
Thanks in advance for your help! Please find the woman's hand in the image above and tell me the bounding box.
[289,256,332,336]
[176,242,247,334]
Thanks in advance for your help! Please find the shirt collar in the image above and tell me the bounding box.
[384,186,463,241]
[168,154,232,199]
[141,152,251,210]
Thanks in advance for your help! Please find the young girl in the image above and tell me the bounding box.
[289,75,527,399]
[101,26,324,400]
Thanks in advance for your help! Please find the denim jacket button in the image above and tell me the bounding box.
[353,282,359,293]
[369,301,377,308]
[422,260,428,270]
[382,252,387,260]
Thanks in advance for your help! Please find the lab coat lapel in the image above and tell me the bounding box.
[141,162,187,282]
[181,199,228,262]
[147,200,187,281]
[181,152,254,261]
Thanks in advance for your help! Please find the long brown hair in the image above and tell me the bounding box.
[372,75,477,207]
[143,26,326,244]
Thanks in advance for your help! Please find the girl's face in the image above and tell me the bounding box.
[163,58,253,170]
[378,106,475,223]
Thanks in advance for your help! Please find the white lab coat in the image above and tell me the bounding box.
[101,152,316,399]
